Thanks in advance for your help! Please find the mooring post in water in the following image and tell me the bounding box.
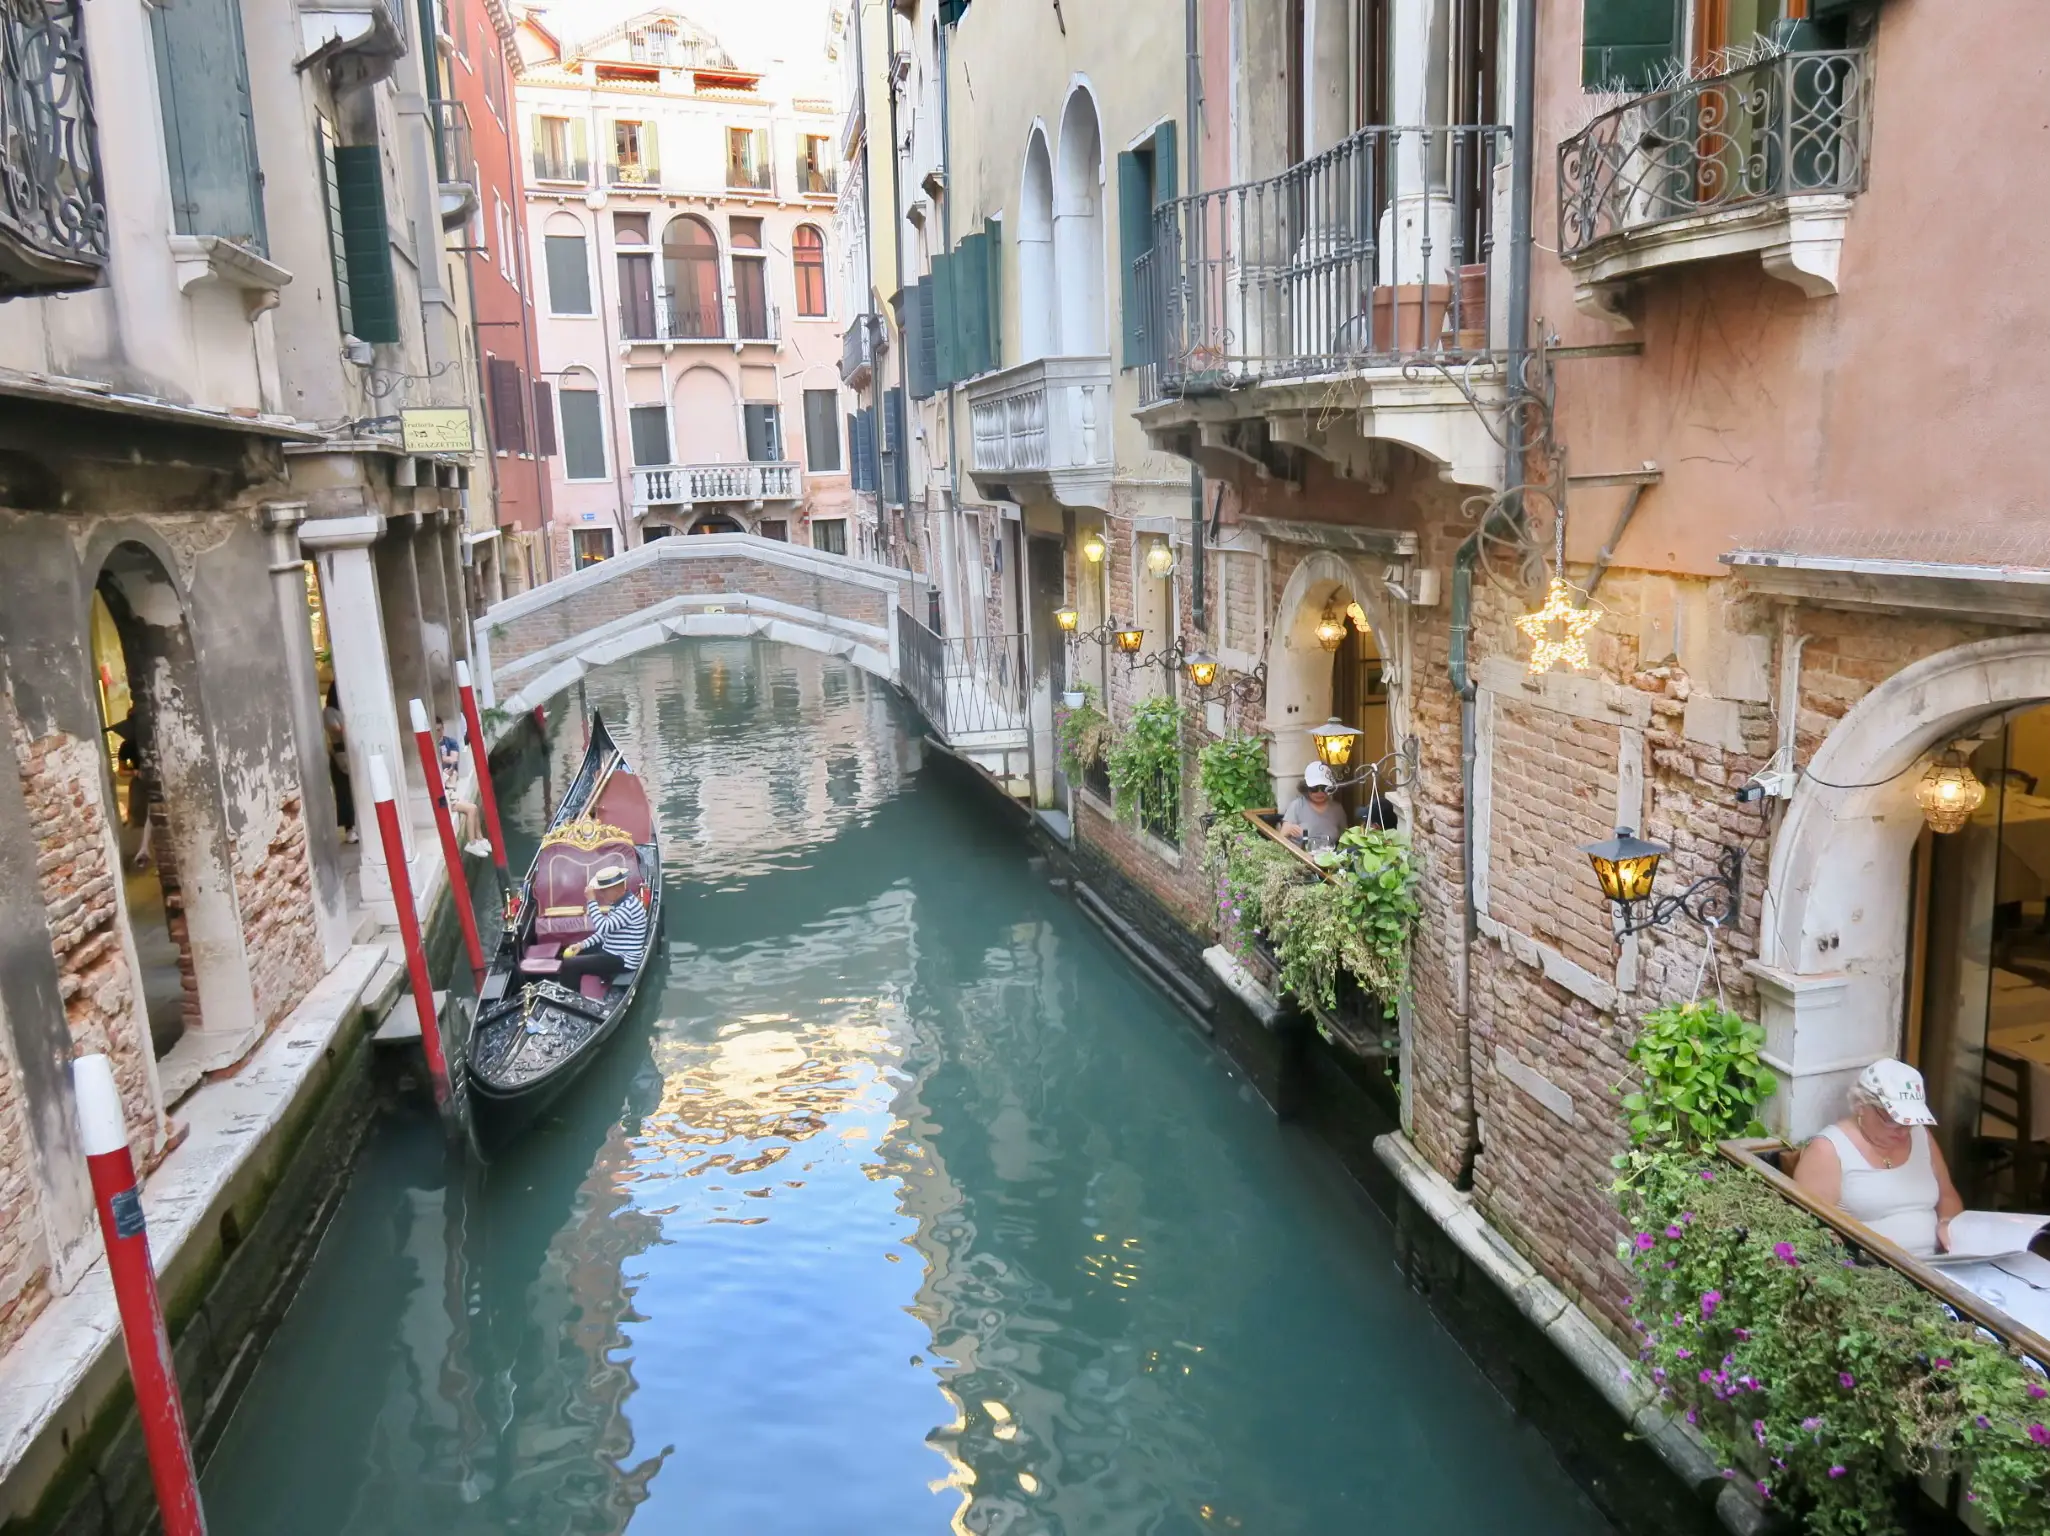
[455,660,509,876]
[411,698,486,985]
[71,1055,208,1536]
[370,753,454,1108]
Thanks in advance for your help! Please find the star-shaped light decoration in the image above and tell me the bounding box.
[1515,577,1603,675]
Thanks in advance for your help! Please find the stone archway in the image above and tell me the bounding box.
[1019,126,1056,361]
[1756,632,2050,1137]
[1054,84,1107,357]
[1263,548,1405,802]
[91,542,261,1082]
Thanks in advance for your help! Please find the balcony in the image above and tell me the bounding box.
[606,159,657,190]
[1558,47,1871,329]
[0,0,107,298]
[896,611,1031,792]
[796,158,838,198]
[726,160,773,194]
[620,288,726,342]
[433,100,476,230]
[632,461,802,512]
[963,355,1113,513]
[1136,122,1511,491]
[840,313,883,387]
[531,150,588,186]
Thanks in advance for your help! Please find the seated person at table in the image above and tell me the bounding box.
[1793,1058,1964,1257]
[1279,762,1349,850]
[558,866,649,986]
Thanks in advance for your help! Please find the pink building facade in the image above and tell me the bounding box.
[514,8,856,572]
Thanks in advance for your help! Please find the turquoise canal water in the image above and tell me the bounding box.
[202,640,1604,1535]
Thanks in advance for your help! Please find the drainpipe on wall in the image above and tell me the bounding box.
[885,6,914,587]
[850,1,888,560]
[1448,0,1536,1190]
[938,5,961,628]
[1186,0,1206,640]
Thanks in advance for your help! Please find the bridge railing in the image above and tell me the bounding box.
[895,611,1029,745]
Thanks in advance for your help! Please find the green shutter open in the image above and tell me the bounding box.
[151,0,266,251]
[956,231,989,378]
[1582,0,1680,90]
[1117,149,1152,370]
[1153,121,1178,204]
[931,251,958,389]
[333,146,400,344]
[984,216,1003,372]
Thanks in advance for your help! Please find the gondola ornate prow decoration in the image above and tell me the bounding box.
[469,714,662,1140]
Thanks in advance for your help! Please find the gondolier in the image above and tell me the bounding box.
[559,866,649,984]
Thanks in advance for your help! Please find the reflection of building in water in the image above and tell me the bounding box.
[545,640,913,877]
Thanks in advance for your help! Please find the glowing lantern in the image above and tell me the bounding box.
[1917,750,1986,834]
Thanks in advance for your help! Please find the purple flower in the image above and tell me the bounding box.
[1752,1419,1768,1447]
[2031,1384,2047,1401]
[2030,1423,2050,1447]
[1755,1481,1771,1501]
[1734,1328,1751,1341]
[1686,1408,1699,1425]
[1974,1415,1990,1429]
[1839,1372,1856,1390]
[1700,1290,1722,1319]
[1828,1466,1846,1480]
[1634,1232,1657,1252]
[1666,1225,1684,1239]
[1681,1212,1695,1225]
[1772,1241,1800,1267]
[1800,1417,1823,1432]
[1700,1169,1716,1181]
[1721,1469,1736,1481]
[1934,1357,1952,1371]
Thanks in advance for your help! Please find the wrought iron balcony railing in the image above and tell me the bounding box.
[633,461,801,506]
[619,287,725,341]
[0,0,106,297]
[1558,49,1870,260]
[531,150,588,185]
[1146,122,1507,401]
[840,312,882,384]
[896,611,1028,749]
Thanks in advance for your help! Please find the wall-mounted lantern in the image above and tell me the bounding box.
[1080,530,1107,565]
[1145,541,1176,578]
[1580,827,1744,936]
[1916,748,1986,835]
[1054,606,1080,634]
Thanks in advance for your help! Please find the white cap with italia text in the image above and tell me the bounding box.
[1858,1057,1937,1127]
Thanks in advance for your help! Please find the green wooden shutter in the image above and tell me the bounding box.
[898,282,932,400]
[1581,0,1680,90]
[151,0,267,251]
[316,118,353,337]
[333,146,400,343]
[1153,121,1178,204]
[1117,149,1152,369]
[931,251,958,388]
[642,121,661,186]
[956,231,989,378]
[984,216,1003,372]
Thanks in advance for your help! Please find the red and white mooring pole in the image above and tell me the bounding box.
[410,699,485,986]
[454,660,508,877]
[72,1055,207,1536]
[368,753,452,1109]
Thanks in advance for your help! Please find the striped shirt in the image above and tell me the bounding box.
[585,891,650,968]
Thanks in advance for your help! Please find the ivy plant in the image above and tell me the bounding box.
[1197,733,1273,819]
[1056,685,1114,782]
[1619,999,1777,1154]
[1105,696,1187,820]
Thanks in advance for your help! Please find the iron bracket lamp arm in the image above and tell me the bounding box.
[1612,845,1744,937]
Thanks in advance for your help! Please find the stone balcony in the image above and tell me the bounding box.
[1135,121,1510,491]
[632,461,802,514]
[963,354,1114,513]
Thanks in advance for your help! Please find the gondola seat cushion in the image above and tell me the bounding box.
[579,975,609,1001]
[531,837,640,940]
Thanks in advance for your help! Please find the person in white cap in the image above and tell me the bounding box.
[1793,1058,1963,1256]
[1279,761,1349,851]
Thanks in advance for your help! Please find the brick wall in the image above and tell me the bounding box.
[0,1030,48,1355]
[237,795,321,1031]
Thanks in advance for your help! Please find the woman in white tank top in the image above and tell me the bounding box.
[1792,1058,1963,1258]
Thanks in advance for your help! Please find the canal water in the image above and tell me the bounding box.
[203,639,1603,1535]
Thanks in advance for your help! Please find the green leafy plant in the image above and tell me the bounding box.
[1622,1153,2050,1536]
[1619,1000,1777,1153]
[1197,734,1273,819]
[479,704,514,736]
[1206,818,1420,1010]
[1105,695,1187,821]
[1056,685,1113,782]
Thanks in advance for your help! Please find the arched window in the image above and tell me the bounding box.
[794,225,827,317]
[661,215,724,339]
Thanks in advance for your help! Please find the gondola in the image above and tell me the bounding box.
[468,712,661,1140]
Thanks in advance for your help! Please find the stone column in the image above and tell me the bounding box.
[412,506,460,731]
[375,513,434,799]
[1303,0,1352,158]
[1381,0,1458,288]
[262,501,352,966]
[304,515,414,923]
[438,503,473,684]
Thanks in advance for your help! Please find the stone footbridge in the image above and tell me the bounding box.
[475,534,922,713]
